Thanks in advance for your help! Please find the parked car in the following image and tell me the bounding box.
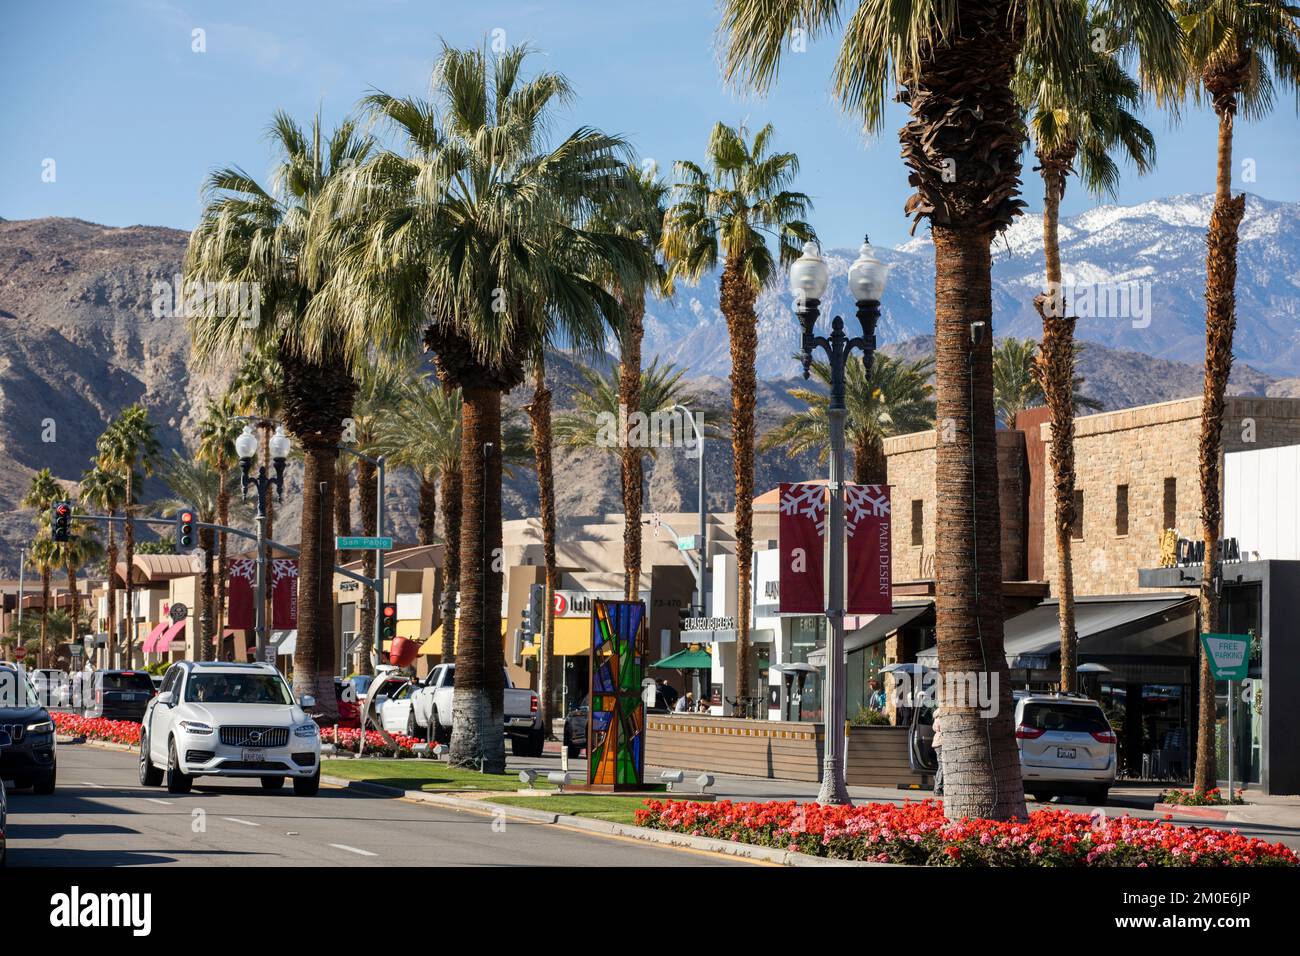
[379,681,420,738]
[0,663,57,794]
[0,730,8,866]
[138,660,321,795]
[563,688,673,758]
[333,678,360,729]
[84,669,156,722]
[358,673,410,728]
[1014,693,1117,804]
[411,663,543,756]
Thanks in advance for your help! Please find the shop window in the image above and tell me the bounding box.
[910,500,924,546]
[1071,490,1084,540]
[1116,484,1129,536]
[1163,477,1177,530]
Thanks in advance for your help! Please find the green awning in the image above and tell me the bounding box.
[655,647,713,669]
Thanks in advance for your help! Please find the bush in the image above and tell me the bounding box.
[1160,787,1245,806]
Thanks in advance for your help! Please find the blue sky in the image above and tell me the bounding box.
[2,0,1297,249]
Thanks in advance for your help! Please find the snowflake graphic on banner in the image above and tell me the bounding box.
[272,559,297,586]
[780,483,828,536]
[229,558,256,583]
[845,484,890,538]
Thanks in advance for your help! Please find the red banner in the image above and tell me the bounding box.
[778,483,827,614]
[225,558,297,629]
[271,559,298,629]
[845,484,893,615]
[227,558,255,630]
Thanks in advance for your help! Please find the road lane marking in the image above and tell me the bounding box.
[329,843,377,857]
[80,781,105,788]
[144,798,174,806]
[224,817,260,827]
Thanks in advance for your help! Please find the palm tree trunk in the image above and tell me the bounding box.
[293,441,340,720]
[527,356,558,734]
[1037,153,1080,693]
[450,385,507,772]
[852,433,887,485]
[356,456,377,676]
[722,258,757,715]
[932,223,1027,821]
[216,465,229,660]
[335,459,353,566]
[418,470,438,546]
[1195,93,1247,796]
[106,517,118,669]
[439,465,461,662]
[620,295,645,600]
[39,567,50,668]
[199,525,216,661]
[123,471,135,668]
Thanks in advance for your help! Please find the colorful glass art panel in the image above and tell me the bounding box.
[587,600,646,788]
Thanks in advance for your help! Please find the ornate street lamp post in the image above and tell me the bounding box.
[789,237,890,805]
[236,423,291,662]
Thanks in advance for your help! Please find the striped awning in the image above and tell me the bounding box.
[156,619,186,653]
[142,621,169,653]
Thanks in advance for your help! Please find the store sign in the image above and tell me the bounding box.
[779,483,826,613]
[1159,533,1243,569]
[553,589,647,618]
[1200,632,1251,680]
[682,616,735,633]
[845,484,893,615]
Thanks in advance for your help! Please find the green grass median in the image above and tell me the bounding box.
[324,758,554,793]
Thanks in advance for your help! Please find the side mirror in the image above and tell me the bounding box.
[156,691,174,706]
[301,695,317,709]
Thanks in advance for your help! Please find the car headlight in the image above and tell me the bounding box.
[26,720,54,734]
[294,722,320,738]
[177,720,214,736]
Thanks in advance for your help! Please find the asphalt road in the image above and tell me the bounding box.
[3,744,750,867]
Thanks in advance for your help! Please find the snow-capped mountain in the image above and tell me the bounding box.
[642,193,1300,380]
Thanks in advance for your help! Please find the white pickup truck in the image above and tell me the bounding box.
[410,663,544,757]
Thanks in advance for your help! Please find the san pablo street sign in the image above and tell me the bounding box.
[336,535,393,551]
[1200,633,1251,681]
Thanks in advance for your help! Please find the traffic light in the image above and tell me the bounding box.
[175,508,196,551]
[380,602,398,648]
[51,501,72,542]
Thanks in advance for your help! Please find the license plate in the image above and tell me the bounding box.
[240,749,265,763]
[1056,747,1076,760]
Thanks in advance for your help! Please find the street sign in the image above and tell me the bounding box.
[336,536,393,550]
[676,534,701,552]
[1200,633,1251,681]
[682,616,735,633]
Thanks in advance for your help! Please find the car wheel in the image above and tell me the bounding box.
[1032,791,1054,803]
[1090,787,1109,806]
[33,767,56,795]
[406,711,419,738]
[509,734,528,757]
[527,728,546,758]
[165,739,192,794]
[292,767,321,796]
[260,776,286,791]
[432,712,450,744]
[139,732,163,787]
[566,744,582,759]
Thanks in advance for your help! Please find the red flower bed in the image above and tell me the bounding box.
[635,799,1298,867]
[53,712,141,746]
[320,726,424,758]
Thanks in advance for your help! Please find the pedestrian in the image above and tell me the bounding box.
[657,677,679,709]
[675,691,692,713]
[867,677,885,712]
[931,707,945,797]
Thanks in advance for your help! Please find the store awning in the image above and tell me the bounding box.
[270,629,297,656]
[916,595,1197,670]
[655,646,712,669]
[142,621,169,653]
[156,619,186,653]
[419,619,508,656]
[807,603,933,667]
[518,618,593,658]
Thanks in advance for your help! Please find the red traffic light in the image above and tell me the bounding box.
[181,511,193,523]
[382,605,396,618]
[55,504,70,516]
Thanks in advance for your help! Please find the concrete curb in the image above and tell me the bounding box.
[57,735,135,752]
[320,772,886,866]
[1153,802,1231,821]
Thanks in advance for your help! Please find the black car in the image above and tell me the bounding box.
[84,669,156,722]
[563,690,673,759]
[0,666,57,794]
[1,727,11,866]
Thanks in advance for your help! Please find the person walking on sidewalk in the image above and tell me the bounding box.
[931,707,945,797]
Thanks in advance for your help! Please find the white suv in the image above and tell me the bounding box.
[1014,694,1117,804]
[139,661,321,796]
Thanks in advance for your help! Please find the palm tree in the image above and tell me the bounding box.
[1016,46,1156,694]
[717,0,1182,818]
[196,393,243,654]
[159,451,245,662]
[187,110,373,717]
[1175,0,1300,796]
[555,359,720,453]
[662,121,813,717]
[993,338,1102,428]
[306,43,646,770]
[79,458,128,666]
[98,404,161,668]
[23,468,64,667]
[761,353,936,484]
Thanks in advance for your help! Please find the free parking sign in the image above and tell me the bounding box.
[1200,633,1251,681]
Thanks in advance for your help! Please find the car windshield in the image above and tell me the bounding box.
[184,673,293,705]
[1022,702,1110,734]
[101,672,156,693]
[351,675,374,696]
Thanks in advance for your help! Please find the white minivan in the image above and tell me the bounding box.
[139,661,321,795]
[1014,694,1117,804]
